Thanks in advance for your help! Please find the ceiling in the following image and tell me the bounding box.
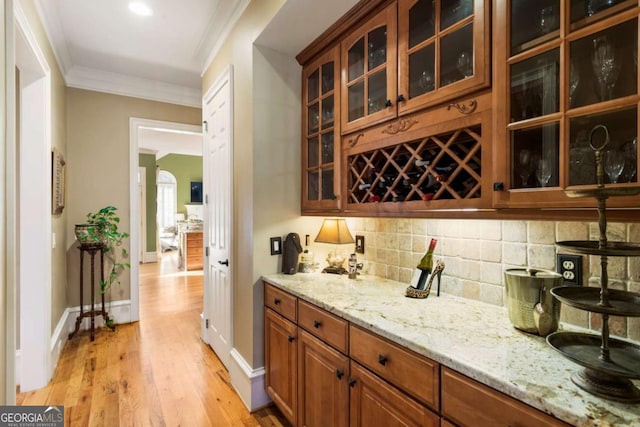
[35,0,361,107]
[35,0,250,107]
[34,0,360,154]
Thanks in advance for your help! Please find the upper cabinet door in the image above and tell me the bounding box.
[397,0,491,115]
[341,3,398,135]
[493,0,640,209]
[302,46,342,212]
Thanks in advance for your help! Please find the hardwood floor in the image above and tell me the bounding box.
[17,251,289,426]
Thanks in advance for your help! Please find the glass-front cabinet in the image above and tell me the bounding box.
[302,46,341,212]
[341,3,398,135]
[494,0,640,208]
[341,0,491,135]
[397,0,491,115]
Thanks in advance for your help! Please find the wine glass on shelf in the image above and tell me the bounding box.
[569,61,580,108]
[591,35,621,102]
[535,158,553,187]
[457,51,473,78]
[517,149,533,187]
[604,149,625,184]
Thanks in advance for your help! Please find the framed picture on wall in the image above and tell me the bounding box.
[52,147,66,215]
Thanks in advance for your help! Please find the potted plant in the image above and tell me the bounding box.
[75,206,130,296]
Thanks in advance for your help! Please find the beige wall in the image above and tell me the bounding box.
[66,88,201,305]
[202,0,286,368]
[1,0,7,405]
[348,218,640,342]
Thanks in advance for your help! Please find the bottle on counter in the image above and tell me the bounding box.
[298,234,315,273]
[411,238,438,290]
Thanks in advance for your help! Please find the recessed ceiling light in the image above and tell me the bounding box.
[128,2,153,17]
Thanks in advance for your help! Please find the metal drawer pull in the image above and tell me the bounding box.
[313,320,322,328]
[336,369,344,380]
[274,298,281,305]
[288,335,295,343]
[348,378,357,387]
[378,354,388,366]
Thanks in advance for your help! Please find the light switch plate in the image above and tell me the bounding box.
[355,235,365,254]
[270,237,282,255]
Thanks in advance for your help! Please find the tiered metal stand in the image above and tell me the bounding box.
[69,243,115,342]
[546,125,640,402]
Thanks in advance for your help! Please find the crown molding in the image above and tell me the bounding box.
[200,0,250,76]
[34,0,71,80]
[66,66,201,108]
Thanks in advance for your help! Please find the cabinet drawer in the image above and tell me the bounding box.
[264,283,297,322]
[349,325,439,410]
[441,367,570,427]
[186,232,202,242]
[298,300,348,354]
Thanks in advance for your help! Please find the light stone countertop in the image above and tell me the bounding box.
[261,272,640,427]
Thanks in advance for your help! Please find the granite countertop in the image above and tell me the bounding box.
[261,272,640,427]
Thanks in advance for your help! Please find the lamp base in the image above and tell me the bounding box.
[322,266,348,275]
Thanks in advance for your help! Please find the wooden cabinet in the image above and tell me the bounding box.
[396,0,491,116]
[301,0,492,216]
[297,329,349,427]
[265,307,297,425]
[350,361,440,427]
[341,2,398,134]
[349,324,439,411]
[342,91,493,212]
[441,367,571,427]
[264,282,573,427]
[493,0,640,209]
[179,231,202,271]
[303,46,342,212]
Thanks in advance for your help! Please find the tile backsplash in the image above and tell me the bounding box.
[348,218,640,342]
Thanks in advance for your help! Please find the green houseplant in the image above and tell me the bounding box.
[75,206,130,296]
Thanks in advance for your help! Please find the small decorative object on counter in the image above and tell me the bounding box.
[405,260,445,299]
[411,238,438,289]
[298,234,315,273]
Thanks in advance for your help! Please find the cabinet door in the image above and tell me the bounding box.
[298,330,349,427]
[349,361,440,427]
[341,2,398,134]
[397,0,490,115]
[265,308,297,425]
[493,0,640,209]
[303,46,342,212]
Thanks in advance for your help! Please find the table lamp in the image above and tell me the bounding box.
[314,218,354,274]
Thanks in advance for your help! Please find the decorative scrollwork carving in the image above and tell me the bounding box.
[348,133,365,147]
[447,99,477,114]
[381,118,419,135]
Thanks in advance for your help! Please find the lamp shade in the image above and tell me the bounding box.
[314,219,354,244]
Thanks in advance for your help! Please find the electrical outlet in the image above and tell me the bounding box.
[355,235,365,254]
[557,254,582,286]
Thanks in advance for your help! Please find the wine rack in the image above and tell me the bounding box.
[346,124,482,205]
[547,125,640,402]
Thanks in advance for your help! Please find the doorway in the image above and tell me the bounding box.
[129,119,202,321]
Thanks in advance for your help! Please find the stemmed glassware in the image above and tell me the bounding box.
[457,51,473,78]
[604,149,625,184]
[591,35,621,102]
[517,149,533,186]
[569,61,580,108]
[536,158,553,187]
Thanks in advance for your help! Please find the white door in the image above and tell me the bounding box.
[202,66,233,369]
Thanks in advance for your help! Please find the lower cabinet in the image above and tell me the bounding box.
[298,329,349,427]
[264,308,297,425]
[264,282,570,427]
[441,367,571,427]
[349,361,440,427]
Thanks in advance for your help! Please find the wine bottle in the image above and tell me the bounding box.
[410,238,438,290]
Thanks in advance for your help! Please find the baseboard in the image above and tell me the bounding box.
[49,307,70,378]
[66,299,132,333]
[229,348,270,412]
[142,251,157,263]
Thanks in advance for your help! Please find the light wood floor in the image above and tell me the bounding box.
[17,251,289,427]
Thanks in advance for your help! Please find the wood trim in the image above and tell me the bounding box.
[296,0,393,65]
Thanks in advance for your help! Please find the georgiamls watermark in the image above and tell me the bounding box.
[0,406,63,427]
